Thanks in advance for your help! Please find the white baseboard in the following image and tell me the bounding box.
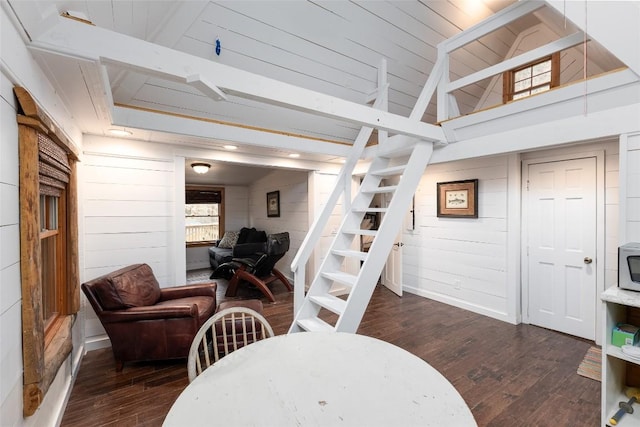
[54,344,85,427]
[186,261,211,271]
[84,335,111,352]
[403,286,515,325]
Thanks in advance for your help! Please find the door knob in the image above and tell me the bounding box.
[584,257,593,264]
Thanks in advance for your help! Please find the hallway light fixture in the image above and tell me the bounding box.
[191,163,211,174]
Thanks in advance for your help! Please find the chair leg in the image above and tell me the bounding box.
[115,360,124,372]
[225,265,246,298]
[272,267,293,291]
[236,270,276,302]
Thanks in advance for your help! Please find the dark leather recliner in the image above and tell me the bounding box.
[225,232,293,302]
[81,263,218,371]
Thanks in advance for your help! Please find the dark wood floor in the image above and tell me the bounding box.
[61,274,601,427]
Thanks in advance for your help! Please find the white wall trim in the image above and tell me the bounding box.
[619,134,629,244]
[174,156,186,284]
[404,286,512,324]
[84,335,111,353]
[54,344,85,427]
[506,153,521,324]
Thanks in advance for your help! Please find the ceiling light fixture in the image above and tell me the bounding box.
[223,145,238,150]
[288,153,300,158]
[191,162,211,174]
[108,128,133,137]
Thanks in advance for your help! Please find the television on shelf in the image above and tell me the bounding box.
[619,242,640,291]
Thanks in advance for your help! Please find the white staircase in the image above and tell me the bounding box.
[289,139,434,333]
[288,56,443,334]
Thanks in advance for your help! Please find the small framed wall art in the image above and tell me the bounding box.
[436,179,478,218]
[267,190,280,217]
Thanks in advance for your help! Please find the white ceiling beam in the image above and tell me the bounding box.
[31,16,445,143]
[447,32,586,93]
[112,1,209,102]
[111,105,352,158]
[186,74,228,101]
[442,1,545,52]
[175,146,343,175]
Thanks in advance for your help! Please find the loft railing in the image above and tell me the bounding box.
[436,1,585,123]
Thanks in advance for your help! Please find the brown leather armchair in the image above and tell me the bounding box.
[81,263,217,371]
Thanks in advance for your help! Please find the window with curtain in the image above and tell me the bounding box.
[185,186,225,246]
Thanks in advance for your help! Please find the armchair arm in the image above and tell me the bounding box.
[232,254,267,269]
[233,242,266,257]
[159,282,217,301]
[100,304,197,323]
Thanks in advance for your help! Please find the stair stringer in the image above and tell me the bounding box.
[335,140,434,333]
[289,139,434,333]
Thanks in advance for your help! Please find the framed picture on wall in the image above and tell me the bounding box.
[436,179,478,218]
[267,190,280,217]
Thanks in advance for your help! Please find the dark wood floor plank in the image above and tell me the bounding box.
[61,275,601,427]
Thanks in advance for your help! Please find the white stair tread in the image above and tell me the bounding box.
[352,207,387,213]
[332,249,368,261]
[370,165,406,176]
[322,271,357,287]
[296,317,335,332]
[309,294,347,315]
[343,228,377,236]
[362,185,397,194]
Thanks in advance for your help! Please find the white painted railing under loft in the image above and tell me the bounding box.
[436,0,585,124]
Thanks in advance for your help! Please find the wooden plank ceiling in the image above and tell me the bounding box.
[13,0,624,168]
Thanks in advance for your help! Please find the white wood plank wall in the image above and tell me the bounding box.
[405,140,620,322]
[1,5,84,424]
[248,169,309,280]
[625,133,640,242]
[404,155,511,319]
[82,154,175,282]
[224,185,250,232]
[0,68,23,427]
[81,137,177,344]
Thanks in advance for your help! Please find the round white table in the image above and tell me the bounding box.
[164,332,476,426]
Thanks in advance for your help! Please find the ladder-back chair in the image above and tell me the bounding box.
[187,307,275,382]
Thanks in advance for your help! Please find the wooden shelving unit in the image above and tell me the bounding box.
[601,286,640,426]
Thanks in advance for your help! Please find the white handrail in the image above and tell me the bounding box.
[290,96,385,315]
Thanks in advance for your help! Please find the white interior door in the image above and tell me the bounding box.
[382,187,403,297]
[527,157,597,340]
[383,229,403,296]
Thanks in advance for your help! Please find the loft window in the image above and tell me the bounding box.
[185,186,224,246]
[503,53,559,103]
